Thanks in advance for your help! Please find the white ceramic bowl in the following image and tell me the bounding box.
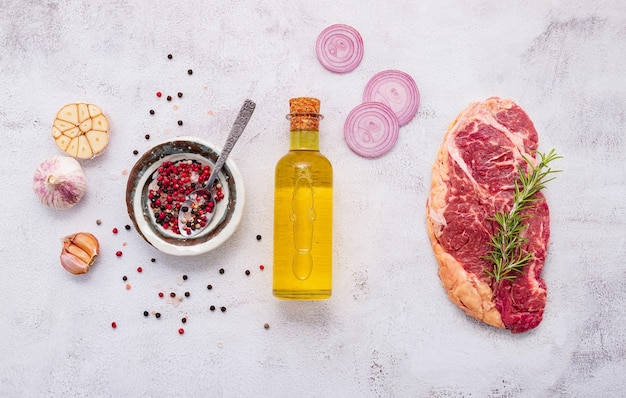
[126,137,245,256]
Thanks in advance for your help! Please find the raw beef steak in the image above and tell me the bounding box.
[426,97,550,333]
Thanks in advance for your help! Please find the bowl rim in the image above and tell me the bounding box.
[126,136,245,256]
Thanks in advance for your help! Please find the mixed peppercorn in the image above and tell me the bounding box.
[148,159,224,235]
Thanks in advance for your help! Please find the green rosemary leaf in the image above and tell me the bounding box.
[484,149,562,283]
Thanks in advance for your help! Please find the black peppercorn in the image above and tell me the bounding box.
[187,69,193,75]
[166,95,172,101]
[209,305,215,311]
[145,134,150,140]
[143,311,149,317]
[170,292,176,298]
[207,284,213,290]
[182,275,188,280]
[245,270,250,276]
[177,120,183,126]
[182,317,187,323]
[219,268,224,274]
[167,54,172,59]
[256,234,262,241]
[177,92,183,98]
[155,312,161,318]
[122,276,127,281]
[220,306,226,312]
[133,149,138,155]
[184,291,190,297]
[149,109,155,115]
[151,258,156,263]
[125,224,131,230]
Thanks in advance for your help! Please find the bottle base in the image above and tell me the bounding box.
[273,289,331,300]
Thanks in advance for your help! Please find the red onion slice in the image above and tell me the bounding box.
[344,102,400,158]
[316,24,364,73]
[363,70,420,126]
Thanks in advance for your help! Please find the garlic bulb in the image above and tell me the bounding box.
[33,156,86,209]
[60,232,99,274]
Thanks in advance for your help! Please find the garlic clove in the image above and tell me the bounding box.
[60,232,99,275]
[70,232,99,261]
[60,252,90,275]
[64,241,92,264]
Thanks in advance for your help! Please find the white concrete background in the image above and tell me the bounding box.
[1,1,625,397]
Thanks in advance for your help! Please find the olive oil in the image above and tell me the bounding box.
[273,98,333,299]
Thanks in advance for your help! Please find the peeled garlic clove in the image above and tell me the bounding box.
[52,102,110,159]
[60,232,99,275]
[33,156,87,210]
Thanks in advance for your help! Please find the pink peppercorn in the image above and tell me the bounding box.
[116,251,122,257]
[111,322,117,329]
[178,328,185,335]
[112,227,118,234]
[137,267,143,273]
[158,292,164,298]
[259,265,265,270]
[156,91,162,97]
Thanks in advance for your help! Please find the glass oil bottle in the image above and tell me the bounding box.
[273,97,333,299]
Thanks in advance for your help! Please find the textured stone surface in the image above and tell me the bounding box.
[1,0,625,396]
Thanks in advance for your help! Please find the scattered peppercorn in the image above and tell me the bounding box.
[170,292,176,298]
[167,54,172,59]
[158,292,164,298]
[111,322,117,329]
[207,284,213,290]
[137,267,143,273]
[256,234,262,241]
[182,275,188,281]
[155,312,161,318]
[149,109,155,115]
[219,268,225,274]
[122,276,127,281]
[184,291,190,297]
[220,306,226,312]
[151,258,156,263]
[133,149,139,155]
[177,120,183,126]
[264,323,270,329]
[143,311,149,317]
[116,251,123,257]
[156,91,162,98]
[259,265,265,271]
[210,305,215,311]
[166,95,172,101]
[112,227,118,234]
[177,92,183,98]
[245,270,250,276]
[125,224,131,230]
[187,69,193,75]
[181,317,187,324]
[178,328,184,335]
[96,219,102,225]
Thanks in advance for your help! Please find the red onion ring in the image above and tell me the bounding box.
[316,24,364,73]
[363,70,420,126]
[344,102,400,158]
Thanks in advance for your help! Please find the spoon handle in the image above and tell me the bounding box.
[206,99,256,188]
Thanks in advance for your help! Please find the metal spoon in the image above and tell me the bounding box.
[178,99,256,236]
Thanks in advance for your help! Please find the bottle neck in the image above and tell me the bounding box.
[287,112,323,151]
[289,130,320,151]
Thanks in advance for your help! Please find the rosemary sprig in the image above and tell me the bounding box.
[484,149,562,282]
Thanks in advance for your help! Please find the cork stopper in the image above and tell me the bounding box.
[287,97,323,131]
